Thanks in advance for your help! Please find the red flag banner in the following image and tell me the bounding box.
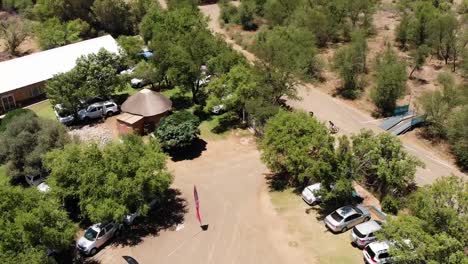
[194,185,202,225]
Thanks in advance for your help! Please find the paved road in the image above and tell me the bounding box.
[199,4,466,186]
[93,136,313,264]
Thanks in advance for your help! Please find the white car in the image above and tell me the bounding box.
[76,222,122,255]
[324,205,371,233]
[37,182,51,193]
[363,240,413,264]
[301,183,322,205]
[363,241,392,264]
[351,220,382,248]
[25,174,46,186]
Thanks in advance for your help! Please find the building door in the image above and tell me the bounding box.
[1,94,16,112]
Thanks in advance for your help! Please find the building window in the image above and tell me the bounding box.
[1,94,16,112]
[30,86,44,97]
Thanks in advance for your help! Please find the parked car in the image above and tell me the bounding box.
[324,205,371,233]
[351,220,383,248]
[130,78,150,88]
[37,182,51,193]
[76,222,122,256]
[79,96,106,108]
[25,174,46,186]
[302,183,363,206]
[53,104,74,125]
[77,100,119,121]
[363,241,392,264]
[301,183,322,205]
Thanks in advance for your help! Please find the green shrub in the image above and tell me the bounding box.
[0,108,36,133]
[155,111,201,151]
[381,195,401,215]
[220,2,239,24]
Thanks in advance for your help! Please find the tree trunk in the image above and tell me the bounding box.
[409,65,417,79]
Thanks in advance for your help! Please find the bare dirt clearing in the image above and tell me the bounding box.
[92,132,315,264]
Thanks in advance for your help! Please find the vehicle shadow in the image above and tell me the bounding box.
[114,188,188,247]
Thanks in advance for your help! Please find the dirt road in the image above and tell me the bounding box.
[199,4,466,186]
[93,135,314,264]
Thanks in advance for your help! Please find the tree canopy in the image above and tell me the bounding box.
[261,110,335,185]
[0,185,76,264]
[46,49,125,111]
[0,114,70,183]
[371,47,408,115]
[377,176,467,264]
[351,130,423,200]
[254,26,321,79]
[155,111,201,151]
[44,135,173,223]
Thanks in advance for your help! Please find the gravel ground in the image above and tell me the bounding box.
[68,123,114,146]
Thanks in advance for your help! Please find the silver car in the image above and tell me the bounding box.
[324,205,371,233]
[76,222,121,255]
[77,100,119,121]
[351,220,382,248]
[54,104,74,125]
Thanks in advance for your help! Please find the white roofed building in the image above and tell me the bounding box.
[0,35,120,114]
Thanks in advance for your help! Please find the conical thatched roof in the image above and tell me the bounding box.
[121,88,172,117]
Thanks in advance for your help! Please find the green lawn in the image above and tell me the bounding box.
[199,115,230,140]
[27,100,55,120]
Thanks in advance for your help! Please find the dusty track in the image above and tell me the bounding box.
[199,3,466,186]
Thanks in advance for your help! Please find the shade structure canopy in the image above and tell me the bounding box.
[121,88,172,117]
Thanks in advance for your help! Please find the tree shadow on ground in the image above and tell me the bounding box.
[265,173,290,191]
[168,138,207,162]
[113,188,188,247]
[170,93,193,110]
[211,113,241,134]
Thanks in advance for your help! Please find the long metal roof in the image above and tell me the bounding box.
[0,35,120,95]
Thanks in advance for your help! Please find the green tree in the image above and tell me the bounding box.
[0,115,70,183]
[371,47,407,115]
[46,49,125,111]
[117,35,145,65]
[396,13,411,49]
[447,106,468,170]
[0,185,76,264]
[32,0,66,20]
[0,17,30,56]
[91,0,133,36]
[155,111,201,151]
[409,2,438,46]
[206,64,258,122]
[36,17,89,49]
[409,44,430,79]
[143,8,228,102]
[263,0,301,25]
[378,176,468,264]
[418,72,461,138]
[317,136,358,211]
[0,108,36,132]
[351,130,423,199]
[291,5,333,47]
[254,26,321,79]
[333,30,368,98]
[429,11,459,65]
[1,0,33,12]
[44,135,173,223]
[261,110,335,186]
[238,0,257,30]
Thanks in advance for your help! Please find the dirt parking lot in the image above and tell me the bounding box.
[91,133,315,264]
